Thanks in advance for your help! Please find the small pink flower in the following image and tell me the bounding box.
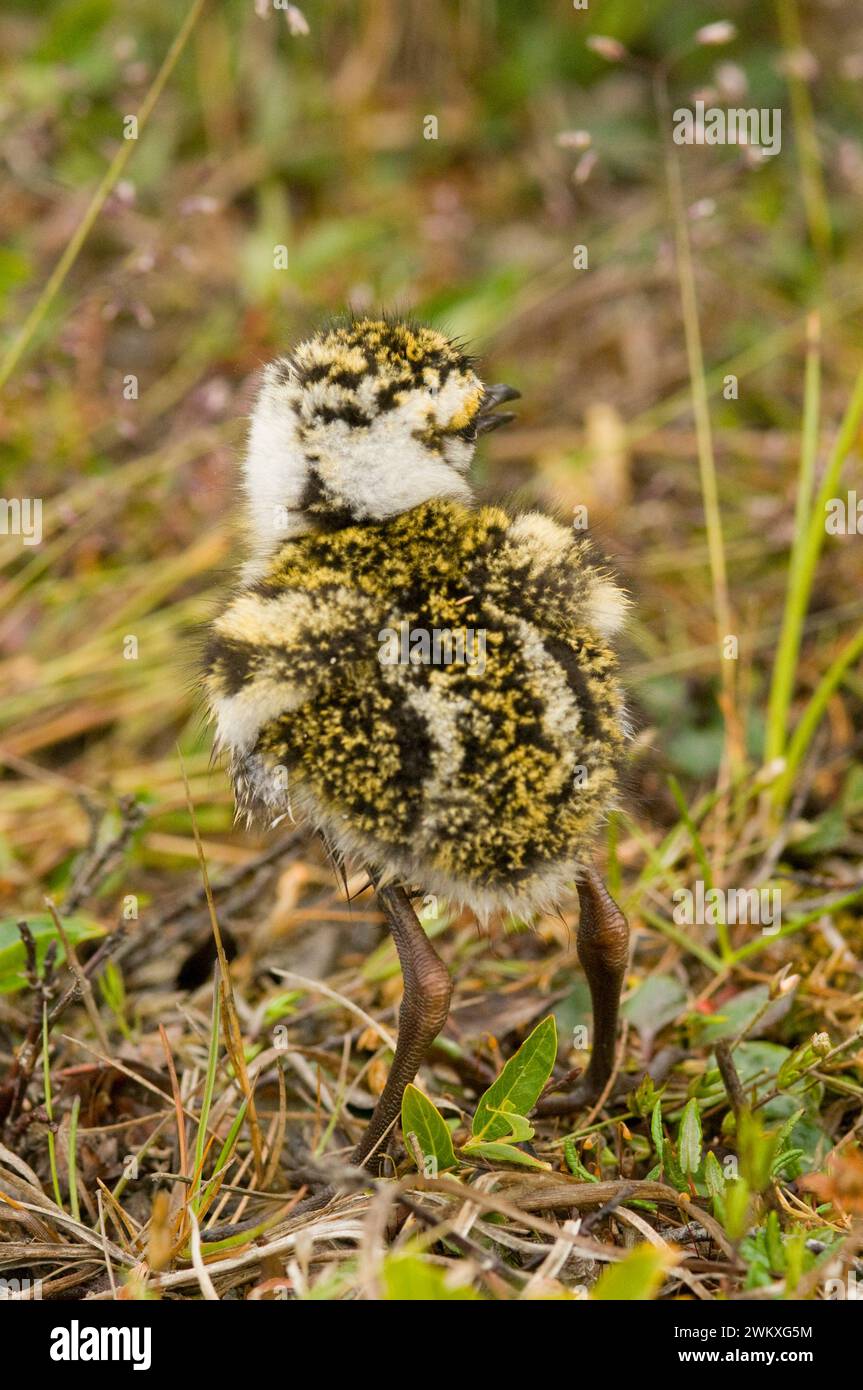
[695,22,737,46]
[586,35,627,63]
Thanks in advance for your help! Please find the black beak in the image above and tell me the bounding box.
[475,382,521,434]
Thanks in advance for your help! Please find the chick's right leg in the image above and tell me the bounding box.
[351,882,452,1171]
[535,866,629,1116]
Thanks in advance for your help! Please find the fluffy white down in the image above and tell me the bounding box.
[242,366,475,570]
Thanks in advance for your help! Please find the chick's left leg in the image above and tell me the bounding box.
[351,883,452,1171]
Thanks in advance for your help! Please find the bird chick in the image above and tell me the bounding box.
[204,315,631,1171]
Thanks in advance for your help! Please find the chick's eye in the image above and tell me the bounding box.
[458,421,477,442]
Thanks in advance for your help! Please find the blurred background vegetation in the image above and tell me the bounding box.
[3,0,863,859]
[1,0,863,1299]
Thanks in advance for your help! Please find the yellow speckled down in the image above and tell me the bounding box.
[205,498,626,918]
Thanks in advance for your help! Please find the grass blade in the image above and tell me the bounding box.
[765,312,822,765]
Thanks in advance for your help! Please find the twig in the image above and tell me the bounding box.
[64,796,145,914]
[715,1040,747,1118]
[0,925,58,1129]
[47,919,133,1028]
[44,899,111,1053]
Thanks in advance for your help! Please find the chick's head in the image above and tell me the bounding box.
[242,316,518,563]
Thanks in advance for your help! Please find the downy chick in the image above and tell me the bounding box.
[204,315,631,1169]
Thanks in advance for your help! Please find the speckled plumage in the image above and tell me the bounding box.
[204,317,628,920]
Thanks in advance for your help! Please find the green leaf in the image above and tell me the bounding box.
[719,1044,828,1175]
[629,1073,664,1118]
[724,1178,751,1241]
[703,1150,726,1203]
[261,991,303,1026]
[463,1101,535,1149]
[694,985,771,1044]
[401,1084,457,1173]
[471,1015,557,1142]
[99,959,125,1014]
[564,1138,600,1182]
[464,1141,551,1170]
[737,1108,781,1193]
[650,1098,665,1163]
[663,1147,689,1193]
[739,1229,774,1289]
[767,1106,809,1182]
[791,807,848,856]
[591,1244,673,1301]
[777,1036,829,1090]
[622,974,687,1042]
[381,1253,480,1300]
[490,1107,535,1143]
[678,1098,703,1175]
[783,1229,808,1294]
[650,1096,686,1191]
[765,1210,785,1275]
[0,915,105,994]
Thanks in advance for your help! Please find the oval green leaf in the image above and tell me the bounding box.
[678,1097,703,1175]
[401,1084,457,1173]
[703,1149,726,1203]
[465,1141,551,1170]
[472,1015,558,1142]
